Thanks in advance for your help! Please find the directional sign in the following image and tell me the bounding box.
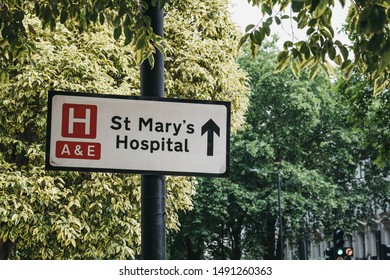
[46,90,230,176]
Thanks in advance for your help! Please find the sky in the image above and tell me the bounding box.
[228,0,351,49]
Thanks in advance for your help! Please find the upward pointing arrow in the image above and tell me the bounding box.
[201,119,220,156]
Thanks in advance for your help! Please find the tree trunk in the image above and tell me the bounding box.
[185,237,201,260]
[264,218,276,260]
[229,221,242,260]
[0,239,14,260]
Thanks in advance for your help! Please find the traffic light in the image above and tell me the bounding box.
[325,247,334,260]
[380,244,390,260]
[333,229,345,260]
[344,246,353,260]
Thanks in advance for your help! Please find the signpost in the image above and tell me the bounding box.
[46,90,230,260]
[46,90,230,176]
[45,0,230,260]
[140,1,166,260]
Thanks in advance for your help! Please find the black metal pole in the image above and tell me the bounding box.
[141,175,166,259]
[140,1,164,98]
[140,0,166,260]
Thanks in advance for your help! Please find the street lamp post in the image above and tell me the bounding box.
[276,171,283,260]
[249,169,283,260]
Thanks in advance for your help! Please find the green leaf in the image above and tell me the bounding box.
[313,0,328,19]
[0,69,9,84]
[341,59,352,70]
[253,28,265,45]
[277,50,289,62]
[300,56,316,69]
[290,59,300,78]
[147,53,155,69]
[341,61,353,81]
[369,5,387,33]
[367,33,384,52]
[307,27,315,36]
[250,41,259,57]
[374,74,389,95]
[113,27,122,41]
[26,41,37,53]
[310,0,320,12]
[300,43,310,59]
[308,63,319,79]
[238,33,250,51]
[155,42,165,57]
[262,4,273,16]
[43,5,52,23]
[275,51,290,73]
[358,7,370,34]
[266,17,273,26]
[283,40,293,50]
[99,13,105,25]
[334,54,342,65]
[292,1,304,13]
[124,26,133,46]
[245,24,255,33]
[320,61,334,77]
[328,46,336,60]
[377,48,390,75]
[124,15,131,26]
[89,11,98,23]
[114,15,121,28]
[60,9,68,24]
[135,33,148,50]
[339,45,348,60]
[319,26,332,39]
[263,25,271,36]
[34,2,40,17]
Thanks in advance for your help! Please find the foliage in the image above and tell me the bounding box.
[336,72,390,167]
[0,0,249,259]
[1,0,389,92]
[239,0,390,95]
[0,16,148,259]
[236,42,373,249]
[164,0,250,131]
[172,41,361,259]
[336,71,390,223]
[170,177,266,260]
[0,0,166,81]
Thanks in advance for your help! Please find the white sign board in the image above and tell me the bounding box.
[46,91,230,176]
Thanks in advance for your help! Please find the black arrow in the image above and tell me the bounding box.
[201,119,220,156]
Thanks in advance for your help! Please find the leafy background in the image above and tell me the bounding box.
[0,0,249,259]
